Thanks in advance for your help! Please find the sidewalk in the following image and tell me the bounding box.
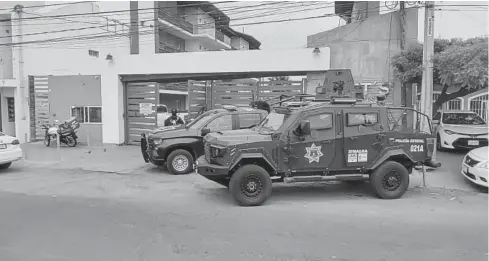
[19,142,151,174]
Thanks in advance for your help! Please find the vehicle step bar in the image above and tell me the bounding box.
[284,174,369,183]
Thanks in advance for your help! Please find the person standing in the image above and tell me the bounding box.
[164,109,184,126]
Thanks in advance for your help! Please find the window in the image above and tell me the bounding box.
[306,113,333,129]
[7,97,14,122]
[88,49,99,58]
[206,115,232,132]
[239,114,262,129]
[71,106,102,123]
[347,112,378,126]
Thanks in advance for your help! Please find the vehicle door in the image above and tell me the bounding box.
[237,113,263,129]
[342,108,384,168]
[287,111,336,175]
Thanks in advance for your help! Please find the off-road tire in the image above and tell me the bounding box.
[370,161,409,199]
[166,149,194,175]
[229,165,272,206]
[0,162,12,170]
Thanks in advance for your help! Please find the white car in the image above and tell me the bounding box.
[461,146,488,187]
[0,132,22,169]
[433,110,488,150]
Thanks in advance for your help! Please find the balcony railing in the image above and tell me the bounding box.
[158,10,194,34]
[215,29,225,42]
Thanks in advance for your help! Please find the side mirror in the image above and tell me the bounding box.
[201,128,210,136]
[299,120,311,136]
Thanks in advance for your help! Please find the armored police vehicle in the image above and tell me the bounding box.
[196,69,441,206]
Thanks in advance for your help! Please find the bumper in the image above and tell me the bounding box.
[441,133,488,149]
[195,155,229,177]
[461,163,488,187]
[140,136,165,165]
[0,147,23,164]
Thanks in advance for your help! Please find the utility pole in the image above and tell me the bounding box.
[399,1,408,127]
[419,1,435,133]
[13,5,27,142]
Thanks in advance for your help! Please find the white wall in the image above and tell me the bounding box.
[185,7,215,37]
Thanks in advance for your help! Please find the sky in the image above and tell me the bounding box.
[217,1,489,50]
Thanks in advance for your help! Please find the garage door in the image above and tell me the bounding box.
[125,82,159,145]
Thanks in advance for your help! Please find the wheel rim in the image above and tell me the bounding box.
[240,174,263,199]
[172,155,189,172]
[382,171,402,191]
[67,137,76,146]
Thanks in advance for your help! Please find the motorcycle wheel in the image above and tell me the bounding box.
[66,136,77,147]
[44,136,50,147]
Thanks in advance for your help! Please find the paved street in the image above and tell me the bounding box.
[0,164,487,261]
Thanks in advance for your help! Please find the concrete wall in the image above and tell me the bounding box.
[307,8,418,105]
[231,37,249,50]
[185,7,215,37]
[48,75,103,146]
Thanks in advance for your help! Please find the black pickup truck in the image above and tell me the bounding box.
[141,105,268,175]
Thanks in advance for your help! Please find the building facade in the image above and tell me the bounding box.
[1,1,331,145]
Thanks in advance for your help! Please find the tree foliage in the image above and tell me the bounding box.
[391,37,488,114]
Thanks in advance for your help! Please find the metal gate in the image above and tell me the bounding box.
[125,82,159,145]
[469,93,488,122]
[28,75,51,141]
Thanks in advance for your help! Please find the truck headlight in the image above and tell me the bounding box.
[480,162,488,169]
[153,138,163,145]
[210,145,226,158]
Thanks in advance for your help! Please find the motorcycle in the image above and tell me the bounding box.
[41,117,80,147]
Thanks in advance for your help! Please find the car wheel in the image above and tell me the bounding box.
[229,165,272,207]
[0,162,12,170]
[370,161,409,199]
[166,149,194,175]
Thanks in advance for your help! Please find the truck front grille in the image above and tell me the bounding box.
[204,142,211,163]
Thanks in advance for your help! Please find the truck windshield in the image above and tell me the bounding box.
[256,112,289,132]
[186,111,216,129]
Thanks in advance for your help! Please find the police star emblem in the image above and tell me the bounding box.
[304,143,323,163]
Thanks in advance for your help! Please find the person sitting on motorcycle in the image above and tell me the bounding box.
[164,109,184,126]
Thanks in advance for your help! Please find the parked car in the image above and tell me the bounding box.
[141,105,268,175]
[0,132,22,169]
[433,110,488,150]
[156,104,189,127]
[461,146,488,187]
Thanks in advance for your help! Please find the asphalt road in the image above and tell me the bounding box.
[0,167,487,261]
[429,149,488,193]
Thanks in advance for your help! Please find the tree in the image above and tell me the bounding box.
[391,37,488,115]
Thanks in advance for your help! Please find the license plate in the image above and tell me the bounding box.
[462,165,468,174]
[468,140,479,146]
[0,144,6,149]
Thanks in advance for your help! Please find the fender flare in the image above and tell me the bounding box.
[160,138,199,159]
[368,148,416,170]
[230,150,277,172]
